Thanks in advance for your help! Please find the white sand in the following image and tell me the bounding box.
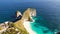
[23,19,36,34]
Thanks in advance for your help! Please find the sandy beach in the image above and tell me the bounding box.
[23,19,36,34]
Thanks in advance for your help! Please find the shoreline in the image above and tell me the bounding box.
[23,19,36,34]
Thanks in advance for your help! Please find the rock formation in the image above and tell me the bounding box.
[16,10,22,18]
[0,8,36,34]
[16,11,22,21]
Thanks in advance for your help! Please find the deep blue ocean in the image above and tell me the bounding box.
[0,0,60,34]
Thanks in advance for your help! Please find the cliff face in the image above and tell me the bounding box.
[0,8,36,34]
[16,11,22,18]
[16,11,22,21]
[30,8,36,17]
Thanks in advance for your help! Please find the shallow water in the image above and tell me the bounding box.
[30,16,58,34]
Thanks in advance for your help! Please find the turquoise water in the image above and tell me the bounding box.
[30,16,58,34]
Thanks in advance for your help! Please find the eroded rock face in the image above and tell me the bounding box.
[12,11,22,22]
[30,8,36,17]
[16,11,22,18]
[16,11,22,20]
[30,8,36,22]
